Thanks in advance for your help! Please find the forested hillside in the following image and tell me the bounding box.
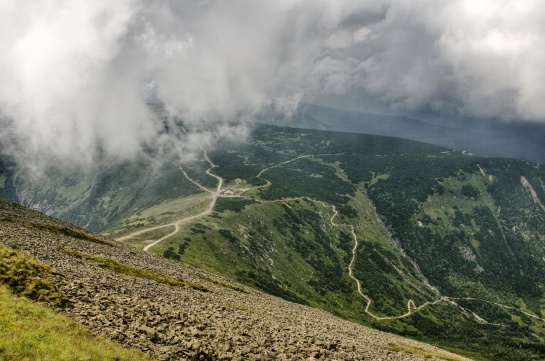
[4,124,545,360]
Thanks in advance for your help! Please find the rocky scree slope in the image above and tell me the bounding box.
[0,199,468,360]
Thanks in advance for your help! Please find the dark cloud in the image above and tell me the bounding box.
[1,0,543,165]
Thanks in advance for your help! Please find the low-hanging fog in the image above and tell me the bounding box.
[1,0,544,166]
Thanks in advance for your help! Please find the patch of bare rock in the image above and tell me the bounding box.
[0,200,469,360]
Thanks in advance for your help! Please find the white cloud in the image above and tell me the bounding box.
[1,0,544,166]
[357,0,545,120]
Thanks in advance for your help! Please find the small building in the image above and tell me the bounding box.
[222,189,235,196]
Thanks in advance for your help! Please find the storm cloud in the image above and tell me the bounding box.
[1,0,544,164]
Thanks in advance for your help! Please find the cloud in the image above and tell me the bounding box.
[1,0,544,166]
[352,0,545,120]
[0,0,151,164]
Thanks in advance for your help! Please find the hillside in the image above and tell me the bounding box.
[264,103,545,163]
[4,124,545,359]
[0,199,467,360]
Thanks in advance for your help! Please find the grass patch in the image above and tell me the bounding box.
[106,193,211,238]
[199,275,250,294]
[0,243,68,306]
[59,249,208,292]
[214,197,258,213]
[0,284,154,361]
[387,343,469,361]
[129,226,176,242]
[122,226,176,250]
[29,222,113,246]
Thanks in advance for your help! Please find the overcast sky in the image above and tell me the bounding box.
[1,0,544,164]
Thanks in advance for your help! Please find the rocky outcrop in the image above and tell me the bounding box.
[0,199,469,360]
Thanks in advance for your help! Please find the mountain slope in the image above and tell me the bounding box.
[0,199,466,360]
[107,125,545,360]
[4,124,545,359]
[265,103,545,163]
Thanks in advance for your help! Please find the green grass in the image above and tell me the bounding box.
[104,124,545,360]
[0,243,67,305]
[0,284,154,361]
[59,249,208,292]
[198,275,250,294]
[387,342,469,361]
[28,222,113,247]
[105,193,211,238]
[129,226,176,242]
[0,243,154,360]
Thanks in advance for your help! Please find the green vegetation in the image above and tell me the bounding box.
[28,222,112,246]
[258,157,355,207]
[8,124,545,360]
[198,275,250,294]
[0,284,153,361]
[106,193,211,239]
[0,243,67,305]
[196,126,545,359]
[0,244,153,360]
[387,342,468,361]
[59,249,207,292]
[8,157,203,232]
[214,197,257,213]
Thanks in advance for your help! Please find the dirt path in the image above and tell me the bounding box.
[143,224,179,252]
[116,223,177,242]
[325,203,449,320]
[117,148,222,251]
[249,159,450,321]
[326,202,545,323]
[118,153,302,249]
[256,155,310,180]
[118,150,543,324]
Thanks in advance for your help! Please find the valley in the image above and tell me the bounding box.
[4,124,545,360]
[116,132,545,329]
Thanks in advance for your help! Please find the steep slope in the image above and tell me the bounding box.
[0,199,466,360]
[6,157,202,232]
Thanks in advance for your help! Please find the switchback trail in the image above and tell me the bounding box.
[325,203,545,323]
[117,150,545,324]
[325,203,448,320]
[116,148,223,252]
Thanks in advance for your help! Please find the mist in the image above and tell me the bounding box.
[1,0,544,166]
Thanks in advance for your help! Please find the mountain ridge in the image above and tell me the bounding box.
[263,103,545,163]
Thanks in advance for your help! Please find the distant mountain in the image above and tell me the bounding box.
[3,123,545,360]
[264,103,545,163]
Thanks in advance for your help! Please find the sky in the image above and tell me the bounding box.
[1,0,544,165]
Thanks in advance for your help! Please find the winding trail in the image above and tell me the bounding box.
[116,149,545,324]
[325,203,448,320]
[325,202,545,322]
[116,147,302,251]
[255,155,311,188]
[116,148,223,252]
